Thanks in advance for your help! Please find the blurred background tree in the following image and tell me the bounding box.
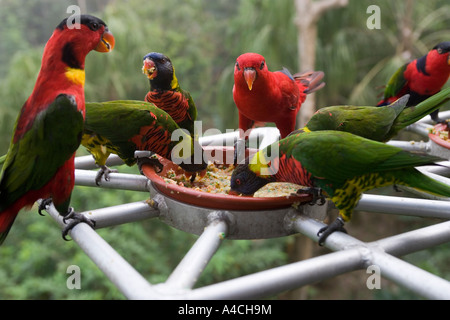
[0,0,449,299]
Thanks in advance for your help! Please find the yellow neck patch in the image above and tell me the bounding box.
[171,66,179,90]
[65,67,85,86]
[249,150,271,178]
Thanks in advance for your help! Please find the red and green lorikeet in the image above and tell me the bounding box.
[302,87,450,142]
[0,15,115,244]
[230,130,450,245]
[81,100,207,185]
[142,52,197,139]
[377,41,450,123]
[233,52,325,139]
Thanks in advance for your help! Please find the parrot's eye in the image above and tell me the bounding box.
[260,61,265,70]
[89,22,99,31]
[437,47,443,54]
[235,62,241,71]
[235,178,241,185]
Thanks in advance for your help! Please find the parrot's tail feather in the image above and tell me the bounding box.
[294,71,325,95]
[400,169,450,199]
[395,87,450,128]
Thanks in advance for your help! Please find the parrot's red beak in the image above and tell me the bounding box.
[244,67,256,91]
[142,58,157,79]
[95,30,115,52]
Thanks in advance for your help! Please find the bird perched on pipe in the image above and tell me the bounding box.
[142,52,198,139]
[377,41,450,123]
[233,52,325,139]
[81,100,207,185]
[300,87,450,142]
[230,130,450,245]
[0,15,115,244]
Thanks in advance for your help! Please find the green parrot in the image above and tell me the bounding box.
[302,87,450,142]
[230,130,450,245]
[81,100,207,185]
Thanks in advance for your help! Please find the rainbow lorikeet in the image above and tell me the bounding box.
[302,87,450,142]
[142,52,198,139]
[81,100,207,185]
[377,41,450,123]
[0,15,115,244]
[230,130,450,245]
[233,52,325,139]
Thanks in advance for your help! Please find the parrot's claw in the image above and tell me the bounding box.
[38,198,53,216]
[296,187,326,206]
[61,208,96,241]
[95,165,118,186]
[317,217,347,246]
[137,155,163,175]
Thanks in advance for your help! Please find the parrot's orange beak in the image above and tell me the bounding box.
[142,58,157,79]
[95,29,115,52]
[244,67,256,91]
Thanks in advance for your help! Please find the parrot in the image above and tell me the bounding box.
[233,52,325,139]
[301,87,450,142]
[377,41,450,123]
[142,52,198,139]
[229,130,450,245]
[81,100,207,185]
[0,15,115,244]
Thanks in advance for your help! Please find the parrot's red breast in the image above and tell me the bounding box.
[233,53,324,138]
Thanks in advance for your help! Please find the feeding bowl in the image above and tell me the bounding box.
[429,123,450,150]
[141,146,312,211]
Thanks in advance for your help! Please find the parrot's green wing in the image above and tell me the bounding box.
[306,95,409,142]
[284,130,440,183]
[82,100,181,166]
[178,87,198,137]
[383,64,408,99]
[0,94,83,208]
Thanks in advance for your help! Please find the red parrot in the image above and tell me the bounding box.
[0,15,115,244]
[377,41,450,122]
[233,52,325,139]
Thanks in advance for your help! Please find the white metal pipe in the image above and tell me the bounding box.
[184,248,363,300]
[164,212,228,291]
[386,140,431,152]
[79,201,160,229]
[371,250,450,300]
[75,169,149,192]
[75,154,124,170]
[370,220,450,257]
[290,215,450,299]
[356,194,450,219]
[44,202,158,299]
[404,122,434,137]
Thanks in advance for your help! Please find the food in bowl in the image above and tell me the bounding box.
[162,162,302,197]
